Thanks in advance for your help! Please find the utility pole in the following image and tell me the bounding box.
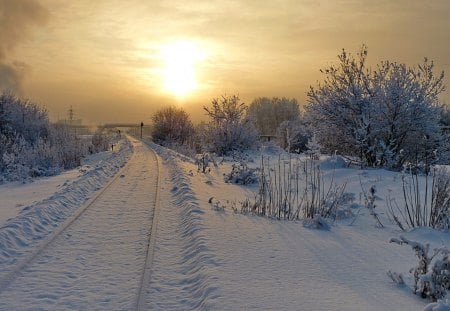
[67,106,78,135]
[140,122,144,139]
[68,106,74,126]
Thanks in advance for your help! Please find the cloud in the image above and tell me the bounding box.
[0,62,30,94]
[0,0,49,92]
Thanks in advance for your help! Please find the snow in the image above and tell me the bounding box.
[147,144,450,310]
[0,149,121,227]
[145,142,220,310]
[1,137,449,310]
[424,301,450,311]
[0,170,81,226]
[0,138,132,280]
[0,138,156,310]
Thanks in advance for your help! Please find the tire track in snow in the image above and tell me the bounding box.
[136,140,161,310]
[143,142,220,310]
[0,139,159,310]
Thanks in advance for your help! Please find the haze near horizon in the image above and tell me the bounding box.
[0,0,449,124]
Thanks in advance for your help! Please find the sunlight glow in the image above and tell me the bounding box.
[162,40,205,97]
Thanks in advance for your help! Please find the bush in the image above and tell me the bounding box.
[151,106,194,146]
[423,301,450,311]
[306,46,447,168]
[224,161,259,185]
[387,168,450,230]
[247,97,300,136]
[239,155,347,222]
[390,236,450,301]
[0,92,92,182]
[203,95,257,155]
[195,152,217,173]
[91,130,111,153]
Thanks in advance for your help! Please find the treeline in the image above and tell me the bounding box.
[0,92,112,182]
[151,46,449,170]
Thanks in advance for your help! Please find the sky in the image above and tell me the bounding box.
[0,0,449,124]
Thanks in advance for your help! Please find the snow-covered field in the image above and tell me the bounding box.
[1,136,449,310]
[148,141,450,311]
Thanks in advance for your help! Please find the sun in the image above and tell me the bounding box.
[161,40,205,97]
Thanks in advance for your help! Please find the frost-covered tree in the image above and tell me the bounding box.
[151,106,194,146]
[203,94,257,155]
[0,92,48,143]
[0,91,90,182]
[247,97,300,135]
[306,45,375,165]
[306,46,447,169]
[372,60,445,169]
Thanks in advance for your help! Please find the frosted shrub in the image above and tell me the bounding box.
[430,169,450,230]
[423,301,450,311]
[203,95,258,156]
[196,152,217,174]
[151,106,194,146]
[50,124,86,169]
[387,168,450,230]
[301,158,348,220]
[239,155,347,222]
[0,92,103,182]
[390,236,450,301]
[305,46,446,169]
[247,97,301,138]
[224,161,258,185]
[91,130,111,153]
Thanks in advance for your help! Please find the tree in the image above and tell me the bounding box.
[0,91,90,181]
[203,94,257,155]
[372,59,445,169]
[247,97,300,135]
[306,45,375,165]
[306,46,447,169]
[151,106,194,145]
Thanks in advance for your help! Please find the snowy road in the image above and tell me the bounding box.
[0,139,160,310]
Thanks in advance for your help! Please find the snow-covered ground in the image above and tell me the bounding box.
[1,137,449,310]
[0,170,83,227]
[0,138,132,281]
[0,138,158,310]
[0,147,127,227]
[148,142,450,311]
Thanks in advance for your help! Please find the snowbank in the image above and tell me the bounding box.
[0,138,133,278]
[145,141,220,310]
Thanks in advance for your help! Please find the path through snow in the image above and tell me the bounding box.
[0,139,158,310]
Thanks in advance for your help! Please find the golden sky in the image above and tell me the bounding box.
[1,0,449,124]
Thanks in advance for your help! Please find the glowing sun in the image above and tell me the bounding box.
[161,40,205,97]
